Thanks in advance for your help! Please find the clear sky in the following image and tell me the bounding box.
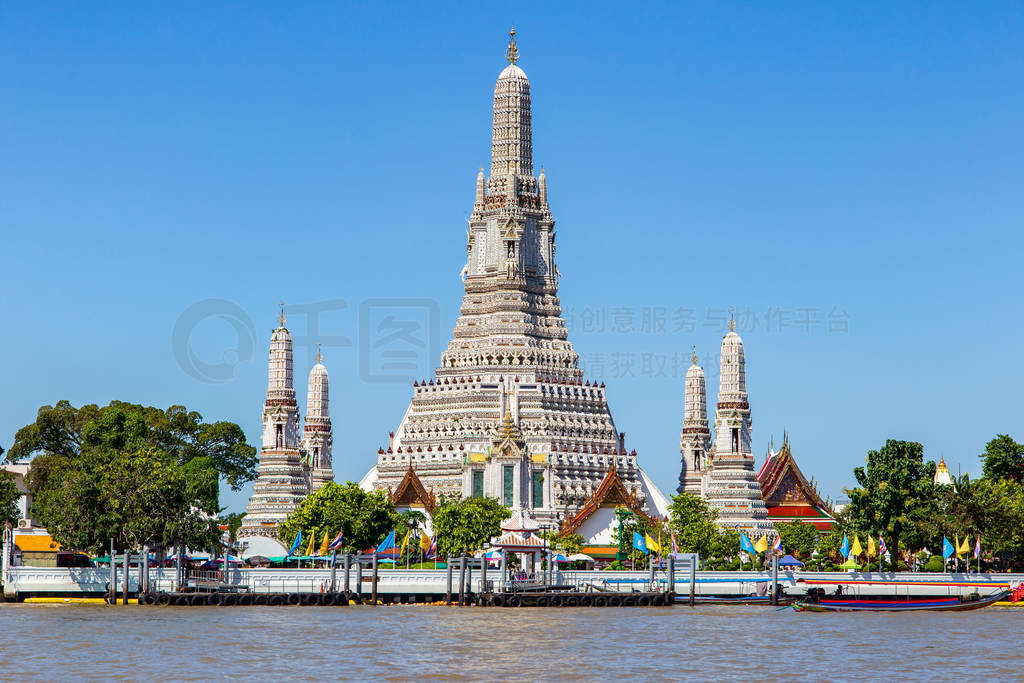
[2,2,1022,514]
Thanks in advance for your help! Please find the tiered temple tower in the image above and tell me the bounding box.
[239,307,325,538]
[361,30,665,523]
[703,318,773,533]
[678,348,711,494]
[304,346,334,492]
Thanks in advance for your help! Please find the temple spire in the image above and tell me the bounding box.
[490,29,532,177]
[279,301,286,328]
[506,27,519,64]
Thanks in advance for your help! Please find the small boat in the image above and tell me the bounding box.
[792,589,1009,613]
[678,594,795,606]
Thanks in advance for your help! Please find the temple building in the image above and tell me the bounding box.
[756,433,835,531]
[678,319,774,534]
[239,308,335,539]
[933,457,953,486]
[359,30,670,535]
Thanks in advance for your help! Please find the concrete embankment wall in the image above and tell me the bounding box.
[4,566,1020,599]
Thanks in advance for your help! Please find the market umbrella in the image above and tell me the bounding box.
[778,554,803,567]
[839,557,860,571]
[548,553,569,563]
[247,555,270,567]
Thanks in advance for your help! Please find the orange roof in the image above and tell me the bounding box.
[560,465,655,536]
[15,535,61,552]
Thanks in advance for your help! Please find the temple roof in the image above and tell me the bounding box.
[560,465,656,536]
[389,464,436,513]
[757,434,834,530]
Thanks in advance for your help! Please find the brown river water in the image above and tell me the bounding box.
[0,604,1020,681]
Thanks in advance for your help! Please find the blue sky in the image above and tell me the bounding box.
[2,3,1022,514]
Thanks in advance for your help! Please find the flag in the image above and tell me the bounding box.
[633,531,649,554]
[319,529,330,556]
[401,529,411,553]
[942,536,954,559]
[327,529,344,552]
[425,534,437,559]
[839,534,850,558]
[957,536,970,558]
[288,529,303,556]
[850,536,862,557]
[645,533,660,553]
[305,530,317,557]
[753,535,768,553]
[974,536,981,560]
[376,529,396,553]
[420,531,431,553]
[867,536,876,558]
[879,536,887,556]
[671,532,679,556]
[772,535,782,555]
[739,533,756,556]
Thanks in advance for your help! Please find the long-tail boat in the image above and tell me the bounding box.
[792,589,1008,612]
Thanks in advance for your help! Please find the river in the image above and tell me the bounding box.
[0,604,1019,680]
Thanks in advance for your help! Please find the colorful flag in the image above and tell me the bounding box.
[288,529,303,556]
[305,530,317,557]
[879,536,887,556]
[839,534,850,558]
[974,536,981,560]
[957,535,970,558]
[633,531,649,555]
[327,529,344,552]
[420,531,431,553]
[319,529,330,556]
[400,529,411,553]
[740,533,756,556]
[942,536,955,559]
[867,536,876,558]
[645,533,660,553]
[376,529,396,553]
[850,535,862,557]
[671,532,679,556]
[753,535,768,553]
[425,534,437,559]
[772,535,782,555]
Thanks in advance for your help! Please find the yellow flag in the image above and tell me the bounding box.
[753,535,768,553]
[956,535,969,558]
[867,536,876,558]
[401,529,411,553]
[850,535,862,556]
[319,529,330,556]
[645,533,660,553]
[420,531,431,552]
[305,530,317,557]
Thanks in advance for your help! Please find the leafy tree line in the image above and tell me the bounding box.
[3,401,257,554]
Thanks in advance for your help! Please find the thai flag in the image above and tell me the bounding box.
[426,534,437,559]
[879,536,887,556]
[772,535,782,555]
[327,529,344,551]
[671,532,679,556]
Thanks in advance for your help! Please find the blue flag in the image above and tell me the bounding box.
[942,536,955,559]
[633,531,649,554]
[376,529,396,553]
[288,529,303,556]
[739,533,756,556]
[840,533,850,558]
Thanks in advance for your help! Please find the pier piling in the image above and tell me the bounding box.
[343,553,351,594]
[458,557,466,606]
[770,554,779,606]
[108,539,115,605]
[446,560,453,605]
[371,554,379,605]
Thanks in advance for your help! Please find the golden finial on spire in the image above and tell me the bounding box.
[728,307,736,332]
[506,26,519,65]
[316,343,323,365]
[691,345,698,365]
[279,301,286,327]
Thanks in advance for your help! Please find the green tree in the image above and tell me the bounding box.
[541,530,584,557]
[220,512,247,543]
[278,481,402,553]
[24,407,223,554]
[667,492,719,559]
[847,440,935,567]
[431,497,510,557]
[980,434,1024,483]
[774,520,819,558]
[8,400,257,490]
[0,469,20,526]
